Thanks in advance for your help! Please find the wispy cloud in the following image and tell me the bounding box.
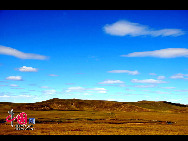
[98,79,124,84]
[121,48,188,58]
[160,87,176,89]
[0,45,48,60]
[170,73,184,79]
[157,76,165,80]
[155,91,171,94]
[48,74,59,77]
[131,79,167,84]
[9,84,19,87]
[65,86,107,94]
[104,20,184,37]
[6,76,23,81]
[42,89,57,95]
[88,88,107,94]
[0,95,11,98]
[108,70,139,75]
[170,73,188,79]
[0,94,32,98]
[134,84,156,88]
[65,87,85,92]
[17,66,38,72]
[174,89,188,92]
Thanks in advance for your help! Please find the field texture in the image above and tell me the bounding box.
[0,98,188,135]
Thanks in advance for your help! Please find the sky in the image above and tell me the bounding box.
[0,10,188,104]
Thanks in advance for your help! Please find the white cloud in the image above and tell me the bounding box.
[121,48,188,58]
[43,89,57,95]
[18,66,38,72]
[174,89,188,92]
[155,91,170,94]
[97,91,107,94]
[106,99,116,101]
[108,70,139,75]
[0,45,48,60]
[170,73,186,79]
[65,87,107,94]
[168,99,182,102]
[6,76,23,81]
[118,84,127,87]
[17,94,32,97]
[10,84,19,87]
[89,88,106,91]
[134,84,156,88]
[103,20,184,37]
[160,87,176,89]
[0,94,32,98]
[98,79,124,84]
[104,20,148,36]
[131,79,167,84]
[157,76,165,80]
[0,95,10,98]
[48,74,59,76]
[65,87,85,92]
[88,88,107,94]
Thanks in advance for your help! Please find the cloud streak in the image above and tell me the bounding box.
[6,76,23,81]
[48,74,59,77]
[104,20,184,37]
[18,66,38,72]
[121,48,188,58]
[65,86,107,94]
[98,79,124,84]
[0,45,48,60]
[157,76,165,80]
[108,70,139,75]
[9,84,19,87]
[131,79,167,84]
[42,89,57,95]
[170,73,188,79]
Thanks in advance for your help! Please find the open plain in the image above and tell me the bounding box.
[0,98,188,135]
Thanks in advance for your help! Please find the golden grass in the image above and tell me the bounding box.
[1,110,188,135]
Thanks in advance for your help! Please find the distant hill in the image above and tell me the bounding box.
[0,98,188,113]
[125,100,188,112]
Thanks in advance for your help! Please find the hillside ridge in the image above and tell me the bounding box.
[0,98,187,112]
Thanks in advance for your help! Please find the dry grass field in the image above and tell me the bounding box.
[0,98,188,135]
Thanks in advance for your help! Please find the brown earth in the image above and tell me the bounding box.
[0,98,188,135]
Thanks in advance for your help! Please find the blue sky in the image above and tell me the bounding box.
[0,10,188,104]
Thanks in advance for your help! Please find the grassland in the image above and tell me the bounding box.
[0,98,188,135]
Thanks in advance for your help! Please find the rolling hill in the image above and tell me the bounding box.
[0,98,188,113]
